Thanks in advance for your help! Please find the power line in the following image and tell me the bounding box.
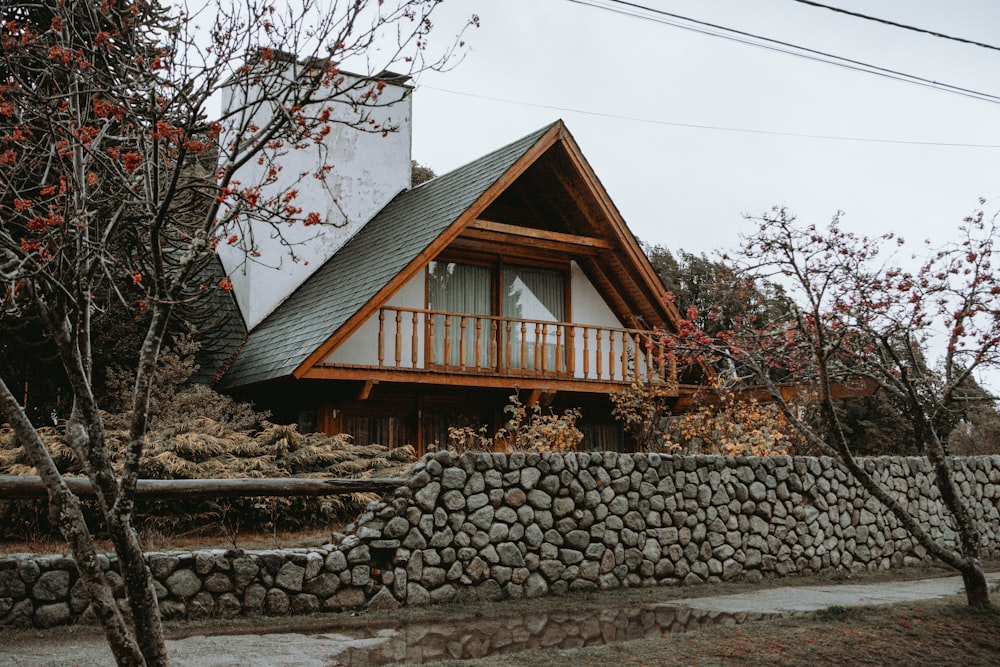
[419,84,1000,149]
[564,0,1000,106]
[790,0,1000,53]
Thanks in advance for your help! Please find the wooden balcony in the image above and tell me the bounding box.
[314,306,678,393]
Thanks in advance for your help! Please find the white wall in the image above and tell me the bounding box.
[327,269,426,367]
[217,68,412,330]
[570,261,636,380]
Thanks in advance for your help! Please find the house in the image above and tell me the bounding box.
[214,68,706,453]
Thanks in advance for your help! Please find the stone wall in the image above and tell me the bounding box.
[3,452,1000,628]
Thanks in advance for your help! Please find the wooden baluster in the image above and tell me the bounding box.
[556,325,563,372]
[658,338,665,380]
[595,329,602,379]
[505,321,512,372]
[427,315,435,365]
[520,321,528,371]
[607,331,615,380]
[581,328,589,378]
[395,310,403,368]
[622,331,624,381]
[377,309,385,368]
[567,326,575,376]
[490,320,498,369]
[536,322,544,372]
[411,312,419,368]
[459,316,467,368]
[443,316,452,367]
[474,317,483,368]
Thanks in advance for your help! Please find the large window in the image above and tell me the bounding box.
[502,265,566,371]
[427,260,567,373]
[427,262,493,367]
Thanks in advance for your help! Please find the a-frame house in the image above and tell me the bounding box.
[218,121,704,453]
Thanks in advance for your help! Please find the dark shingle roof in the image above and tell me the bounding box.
[220,122,556,388]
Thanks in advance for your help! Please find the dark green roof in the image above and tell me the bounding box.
[220,122,556,388]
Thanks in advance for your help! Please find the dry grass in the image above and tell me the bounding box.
[0,418,415,544]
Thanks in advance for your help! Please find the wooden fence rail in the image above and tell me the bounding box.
[0,476,407,500]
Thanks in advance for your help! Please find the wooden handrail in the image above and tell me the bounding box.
[366,306,674,384]
[0,476,406,500]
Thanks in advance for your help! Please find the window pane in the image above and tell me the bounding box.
[428,262,493,367]
[502,266,565,371]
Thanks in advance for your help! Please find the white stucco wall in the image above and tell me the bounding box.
[570,261,636,380]
[327,269,427,367]
[217,68,412,330]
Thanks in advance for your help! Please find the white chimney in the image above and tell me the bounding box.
[217,62,412,330]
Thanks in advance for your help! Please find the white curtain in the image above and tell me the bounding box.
[428,262,493,367]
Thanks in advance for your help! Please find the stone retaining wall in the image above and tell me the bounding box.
[3,452,999,628]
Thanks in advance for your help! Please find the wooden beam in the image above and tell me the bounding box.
[460,227,604,257]
[525,388,543,406]
[468,219,612,251]
[357,379,377,401]
[303,364,682,396]
[0,476,406,500]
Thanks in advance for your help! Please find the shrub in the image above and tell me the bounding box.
[447,393,583,453]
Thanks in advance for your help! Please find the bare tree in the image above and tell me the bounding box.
[661,206,999,607]
[0,1,474,664]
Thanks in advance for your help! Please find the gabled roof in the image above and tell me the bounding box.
[221,122,559,388]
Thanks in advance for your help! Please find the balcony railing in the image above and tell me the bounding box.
[329,306,676,386]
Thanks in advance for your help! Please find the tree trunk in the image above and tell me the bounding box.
[961,561,991,608]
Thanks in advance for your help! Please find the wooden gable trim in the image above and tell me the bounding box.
[292,122,567,379]
[552,125,686,330]
[466,219,613,253]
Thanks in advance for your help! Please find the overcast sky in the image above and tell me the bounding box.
[410,0,1000,256]
[407,0,1000,391]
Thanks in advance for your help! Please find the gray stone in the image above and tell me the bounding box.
[32,570,70,602]
[326,587,366,609]
[0,569,26,599]
[406,583,431,605]
[232,558,260,590]
[243,584,266,612]
[351,565,371,587]
[275,562,305,591]
[165,569,201,598]
[33,603,71,629]
[553,497,575,517]
[304,572,340,597]
[415,481,441,511]
[527,489,553,509]
[497,542,526,567]
[468,505,495,530]
[216,593,242,618]
[290,594,320,615]
[524,572,549,598]
[441,467,468,489]
[203,573,234,593]
[265,588,290,615]
[325,551,348,573]
[367,586,401,610]
[442,488,468,511]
